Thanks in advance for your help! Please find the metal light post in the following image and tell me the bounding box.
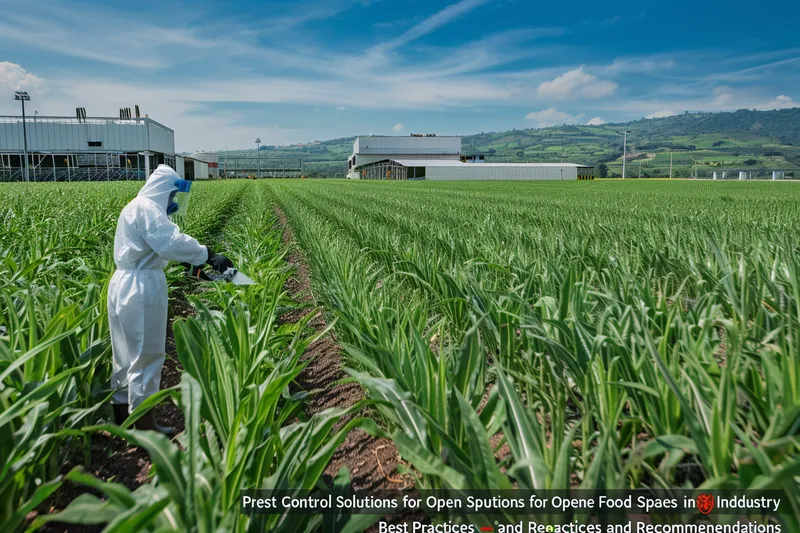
[669,152,673,179]
[255,138,261,179]
[14,91,31,182]
[622,130,631,179]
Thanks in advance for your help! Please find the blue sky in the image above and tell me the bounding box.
[1,0,798,151]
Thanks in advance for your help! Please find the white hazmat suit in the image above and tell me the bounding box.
[108,165,208,412]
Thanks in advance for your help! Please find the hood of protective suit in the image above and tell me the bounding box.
[137,165,180,211]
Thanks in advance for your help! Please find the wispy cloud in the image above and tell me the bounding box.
[606,57,676,74]
[371,0,490,54]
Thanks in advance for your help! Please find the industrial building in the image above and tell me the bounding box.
[176,155,210,181]
[347,135,460,178]
[191,151,220,178]
[0,108,208,182]
[347,135,594,181]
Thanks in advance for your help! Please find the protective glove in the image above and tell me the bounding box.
[182,262,213,280]
[206,252,234,273]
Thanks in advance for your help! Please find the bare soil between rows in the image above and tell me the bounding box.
[273,205,409,492]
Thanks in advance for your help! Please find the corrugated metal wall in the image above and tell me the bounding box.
[355,136,461,155]
[426,165,579,180]
[194,160,209,180]
[354,153,460,168]
[146,120,175,154]
[0,117,174,154]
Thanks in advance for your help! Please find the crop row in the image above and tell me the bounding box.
[266,179,800,526]
[3,181,362,532]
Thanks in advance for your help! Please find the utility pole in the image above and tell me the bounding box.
[639,159,642,179]
[622,130,631,179]
[14,91,31,182]
[255,138,261,179]
[669,152,673,179]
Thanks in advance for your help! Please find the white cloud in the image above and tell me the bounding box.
[0,62,47,114]
[0,62,45,91]
[537,67,617,101]
[335,106,347,112]
[525,108,582,128]
[392,123,405,132]
[645,110,677,119]
[762,95,797,109]
[586,116,606,125]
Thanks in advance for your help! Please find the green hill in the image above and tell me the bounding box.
[227,108,800,178]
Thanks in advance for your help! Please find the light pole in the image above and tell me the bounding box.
[14,91,31,182]
[255,138,261,179]
[622,130,631,179]
[669,152,673,179]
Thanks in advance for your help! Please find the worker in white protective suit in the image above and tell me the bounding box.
[108,164,232,435]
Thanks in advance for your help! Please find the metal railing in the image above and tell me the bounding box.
[0,168,148,182]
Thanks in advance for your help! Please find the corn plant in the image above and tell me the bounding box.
[30,183,378,532]
[267,179,800,526]
[0,181,248,532]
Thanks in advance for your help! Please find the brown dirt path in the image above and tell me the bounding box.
[273,205,410,491]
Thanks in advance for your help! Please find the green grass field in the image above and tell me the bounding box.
[2,179,799,531]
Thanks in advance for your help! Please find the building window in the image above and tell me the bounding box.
[88,141,103,147]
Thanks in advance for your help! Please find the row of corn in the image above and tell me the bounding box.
[2,181,378,532]
[267,179,799,527]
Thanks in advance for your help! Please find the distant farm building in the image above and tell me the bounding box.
[0,108,207,182]
[175,155,211,181]
[347,135,594,181]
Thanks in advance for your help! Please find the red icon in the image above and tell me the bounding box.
[697,494,714,515]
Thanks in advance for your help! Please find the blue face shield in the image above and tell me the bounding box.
[167,190,179,215]
[168,179,192,222]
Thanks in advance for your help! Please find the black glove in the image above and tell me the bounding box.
[206,252,233,273]
[181,262,213,280]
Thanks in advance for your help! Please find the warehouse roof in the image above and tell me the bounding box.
[358,135,460,138]
[385,159,591,168]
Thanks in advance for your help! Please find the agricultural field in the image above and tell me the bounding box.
[2,178,799,531]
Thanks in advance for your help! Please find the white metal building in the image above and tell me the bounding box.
[347,135,594,181]
[191,151,220,178]
[0,113,176,182]
[355,159,594,181]
[347,135,460,179]
[175,155,210,180]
